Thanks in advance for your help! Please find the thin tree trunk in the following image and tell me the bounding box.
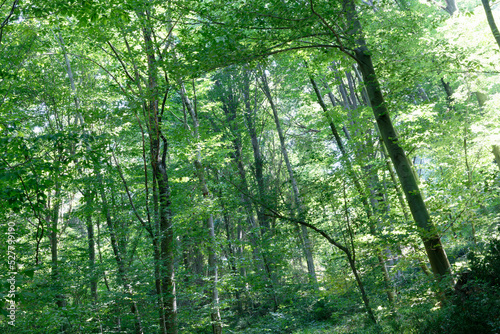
[310,75,394,301]
[219,73,279,309]
[84,190,98,301]
[97,173,144,334]
[242,70,271,231]
[260,67,318,286]
[158,162,177,334]
[346,254,377,324]
[48,186,69,333]
[264,207,377,324]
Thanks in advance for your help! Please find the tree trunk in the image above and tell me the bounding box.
[344,0,452,284]
[493,145,500,170]
[48,187,70,333]
[242,70,271,231]
[84,190,98,301]
[158,164,177,334]
[379,140,433,276]
[356,49,452,280]
[260,67,318,286]
[346,253,377,324]
[444,0,458,15]
[310,75,395,301]
[482,0,500,48]
[141,21,178,333]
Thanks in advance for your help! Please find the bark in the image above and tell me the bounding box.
[482,0,500,49]
[379,140,432,276]
[141,22,178,334]
[493,145,500,170]
[219,76,279,309]
[346,2,452,282]
[310,75,394,301]
[444,0,458,15]
[242,71,271,231]
[357,50,451,279]
[260,67,318,286]
[84,190,98,301]
[329,0,453,284]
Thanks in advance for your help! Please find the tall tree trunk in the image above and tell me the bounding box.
[345,0,452,283]
[260,68,318,286]
[310,75,394,302]
[356,50,452,280]
[379,140,433,276]
[141,21,178,333]
[242,70,271,231]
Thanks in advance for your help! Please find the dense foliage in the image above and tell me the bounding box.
[1,0,499,333]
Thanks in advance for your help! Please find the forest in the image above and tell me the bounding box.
[1,0,500,333]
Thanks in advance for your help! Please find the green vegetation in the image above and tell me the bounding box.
[1,0,500,333]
